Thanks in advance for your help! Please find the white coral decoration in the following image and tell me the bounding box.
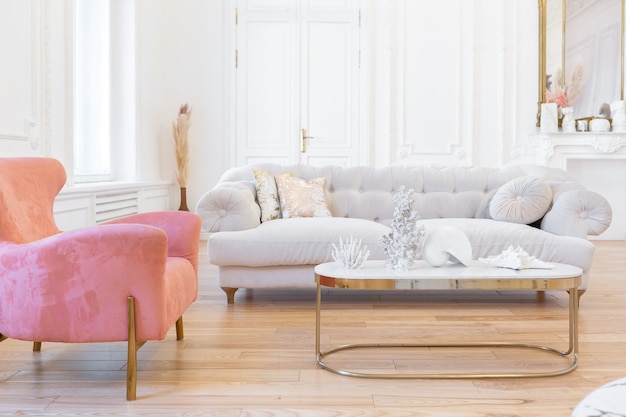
[379,186,425,270]
[479,245,553,270]
[331,235,370,269]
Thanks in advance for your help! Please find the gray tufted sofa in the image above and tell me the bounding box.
[196,163,612,304]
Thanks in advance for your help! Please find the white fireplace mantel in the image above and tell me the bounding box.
[528,131,626,241]
[529,132,626,169]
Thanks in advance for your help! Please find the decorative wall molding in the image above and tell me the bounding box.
[567,0,597,19]
[529,132,626,168]
[392,0,475,166]
[0,0,44,154]
[371,0,393,167]
[42,0,52,156]
[495,1,506,162]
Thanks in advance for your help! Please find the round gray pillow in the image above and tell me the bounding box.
[489,177,553,224]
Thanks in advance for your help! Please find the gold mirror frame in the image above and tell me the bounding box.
[538,0,626,126]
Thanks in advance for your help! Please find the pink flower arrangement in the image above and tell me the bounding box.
[545,60,585,111]
[546,84,569,108]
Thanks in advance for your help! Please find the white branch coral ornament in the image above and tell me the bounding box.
[331,235,370,269]
[379,186,425,270]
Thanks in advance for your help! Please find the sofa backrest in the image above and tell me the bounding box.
[218,163,583,225]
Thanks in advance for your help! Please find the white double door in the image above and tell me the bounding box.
[232,0,366,167]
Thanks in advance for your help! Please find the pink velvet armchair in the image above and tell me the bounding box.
[0,157,202,400]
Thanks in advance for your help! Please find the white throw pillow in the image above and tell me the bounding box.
[475,188,499,219]
[275,174,331,218]
[489,177,553,224]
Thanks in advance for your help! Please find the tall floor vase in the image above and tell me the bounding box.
[178,187,189,211]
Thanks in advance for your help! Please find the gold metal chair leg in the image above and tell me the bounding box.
[127,296,138,401]
[175,317,184,340]
[126,296,144,400]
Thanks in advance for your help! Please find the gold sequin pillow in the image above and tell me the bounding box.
[253,168,283,222]
[274,173,331,218]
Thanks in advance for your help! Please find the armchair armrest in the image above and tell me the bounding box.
[195,181,261,232]
[0,224,171,342]
[104,211,202,275]
[541,190,613,238]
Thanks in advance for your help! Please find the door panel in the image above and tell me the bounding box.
[236,3,298,165]
[300,4,360,166]
[234,0,363,167]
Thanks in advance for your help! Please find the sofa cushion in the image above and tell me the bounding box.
[208,216,594,275]
[275,174,331,218]
[416,218,593,274]
[253,168,282,222]
[489,177,553,224]
[474,188,498,219]
[208,217,390,267]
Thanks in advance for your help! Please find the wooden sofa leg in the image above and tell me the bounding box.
[222,287,238,304]
[175,316,184,340]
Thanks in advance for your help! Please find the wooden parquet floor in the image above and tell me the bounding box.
[1,240,625,416]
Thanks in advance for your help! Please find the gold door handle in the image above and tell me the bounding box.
[300,128,314,153]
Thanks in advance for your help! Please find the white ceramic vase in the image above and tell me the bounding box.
[540,103,559,133]
[561,107,575,133]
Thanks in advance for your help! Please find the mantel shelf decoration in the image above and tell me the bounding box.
[379,186,425,270]
[172,103,192,211]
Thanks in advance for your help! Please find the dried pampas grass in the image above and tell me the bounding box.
[566,59,585,105]
[172,103,192,187]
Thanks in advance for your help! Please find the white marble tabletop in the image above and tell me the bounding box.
[314,260,583,291]
[315,260,582,279]
[571,377,626,417]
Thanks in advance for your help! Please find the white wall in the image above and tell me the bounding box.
[379,1,538,167]
[135,0,227,211]
[136,0,540,210]
[1,0,620,238]
[0,0,540,208]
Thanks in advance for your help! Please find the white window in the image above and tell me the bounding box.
[73,0,135,183]
[73,0,111,181]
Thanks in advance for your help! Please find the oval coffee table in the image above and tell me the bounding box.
[314,260,582,379]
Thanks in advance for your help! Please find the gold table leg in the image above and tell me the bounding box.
[315,282,579,379]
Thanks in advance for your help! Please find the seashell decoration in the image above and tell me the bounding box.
[422,225,473,267]
[479,245,553,270]
[331,235,370,269]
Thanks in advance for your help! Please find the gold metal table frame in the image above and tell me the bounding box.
[314,260,582,379]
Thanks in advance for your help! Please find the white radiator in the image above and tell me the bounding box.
[55,183,171,230]
[95,192,139,223]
